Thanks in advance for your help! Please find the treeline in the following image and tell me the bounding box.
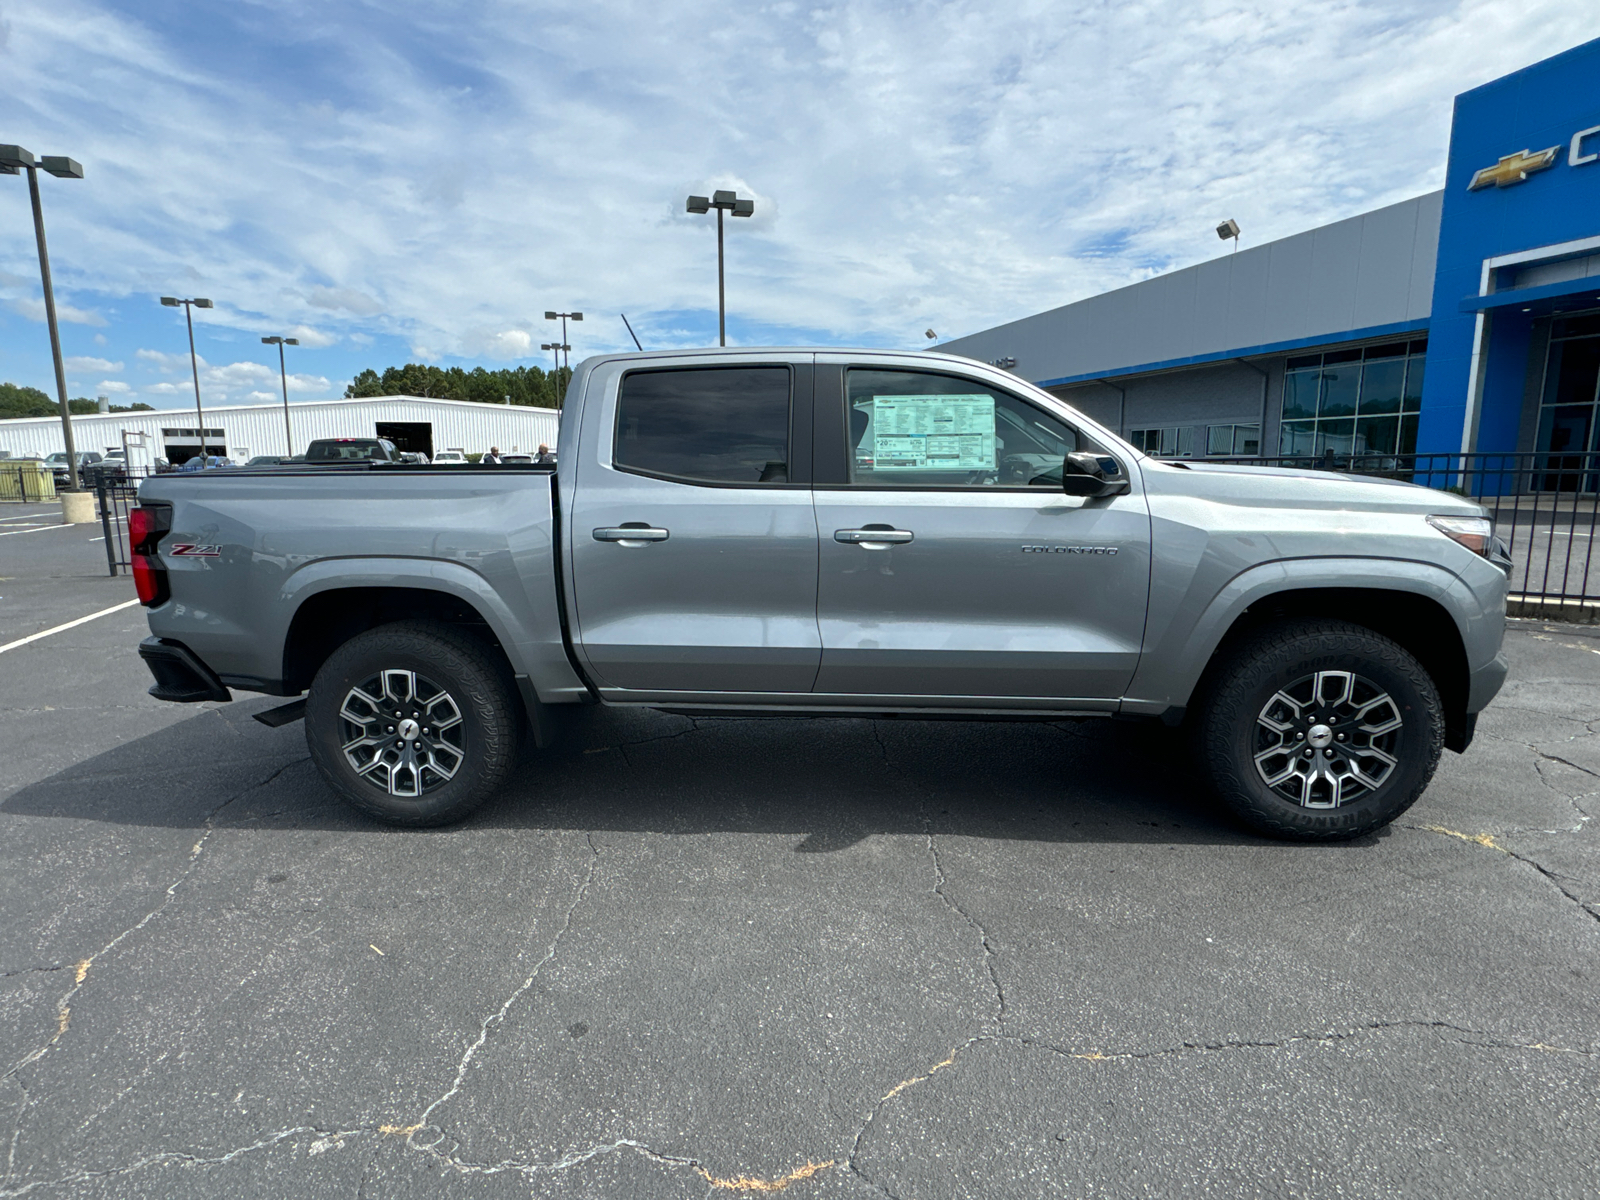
[1,382,154,420]
[344,363,570,409]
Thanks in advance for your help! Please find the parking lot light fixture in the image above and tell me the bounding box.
[685,189,755,346]
[544,312,582,404]
[262,336,300,455]
[3,143,85,489]
[162,297,214,459]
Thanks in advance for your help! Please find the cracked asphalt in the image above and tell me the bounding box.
[2,510,1599,1198]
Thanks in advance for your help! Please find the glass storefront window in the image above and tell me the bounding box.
[1358,358,1404,415]
[1282,369,1319,420]
[1279,344,1428,455]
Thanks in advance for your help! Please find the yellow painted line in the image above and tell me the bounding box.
[0,598,141,655]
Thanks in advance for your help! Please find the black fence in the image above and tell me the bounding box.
[94,472,143,577]
[1181,451,1600,619]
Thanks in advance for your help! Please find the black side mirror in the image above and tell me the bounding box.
[1061,451,1128,497]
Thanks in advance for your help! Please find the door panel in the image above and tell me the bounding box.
[813,489,1150,698]
[568,361,821,694]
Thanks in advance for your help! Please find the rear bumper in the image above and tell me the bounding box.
[138,637,232,703]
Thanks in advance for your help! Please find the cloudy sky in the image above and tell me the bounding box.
[0,0,1595,410]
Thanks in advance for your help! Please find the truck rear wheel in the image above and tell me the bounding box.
[306,621,521,827]
[1196,619,1442,841]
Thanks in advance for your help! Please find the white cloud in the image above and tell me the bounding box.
[285,324,336,348]
[97,379,133,393]
[6,296,106,327]
[66,355,124,373]
[141,380,190,395]
[307,287,383,316]
[0,0,1593,360]
[136,348,195,371]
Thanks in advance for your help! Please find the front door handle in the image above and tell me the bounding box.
[835,527,914,547]
[593,525,670,544]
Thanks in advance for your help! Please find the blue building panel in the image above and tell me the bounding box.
[1419,36,1600,455]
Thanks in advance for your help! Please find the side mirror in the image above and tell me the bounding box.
[1061,451,1128,497]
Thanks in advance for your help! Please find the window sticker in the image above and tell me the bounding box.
[869,395,996,470]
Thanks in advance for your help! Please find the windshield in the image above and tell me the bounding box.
[45,453,69,464]
[306,441,383,461]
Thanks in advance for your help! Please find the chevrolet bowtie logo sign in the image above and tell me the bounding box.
[1468,146,1561,190]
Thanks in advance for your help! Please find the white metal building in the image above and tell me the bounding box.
[0,395,561,464]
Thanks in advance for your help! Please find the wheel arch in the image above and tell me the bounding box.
[1198,588,1471,751]
[283,584,513,696]
[1126,558,1488,753]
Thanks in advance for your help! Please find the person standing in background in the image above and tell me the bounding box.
[482,446,502,464]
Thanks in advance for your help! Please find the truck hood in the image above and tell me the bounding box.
[1142,459,1488,518]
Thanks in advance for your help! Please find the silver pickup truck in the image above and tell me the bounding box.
[130,348,1509,840]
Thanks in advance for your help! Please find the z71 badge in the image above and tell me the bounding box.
[1021,545,1118,555]
[168,543,222,557]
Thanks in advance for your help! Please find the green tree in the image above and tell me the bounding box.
[1,383,155,419]
[344,363,567,409]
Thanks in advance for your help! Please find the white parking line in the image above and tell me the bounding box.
[0,523,72,538]
[0,598,141,655]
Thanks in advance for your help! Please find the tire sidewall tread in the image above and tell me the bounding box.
[305,620,520,827]
[1198,619,1443,841]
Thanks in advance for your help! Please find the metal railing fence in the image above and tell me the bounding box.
[94,470,145,577]
[1174,451,1600,619]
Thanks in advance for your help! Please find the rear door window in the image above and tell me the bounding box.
[615,366,791,485]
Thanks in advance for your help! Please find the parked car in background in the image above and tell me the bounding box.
[303,438,400,463]
[44,450,103,488]
[500,453,535,464]
[432,449,468,465]
[397,451,431,464]
[177,455,234,472]
[245,455,286,467]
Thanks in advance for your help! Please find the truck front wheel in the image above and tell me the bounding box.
[1197,620,1443,841]
[306,621,521,826]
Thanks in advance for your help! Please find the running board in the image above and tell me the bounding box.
[253,699,307,728]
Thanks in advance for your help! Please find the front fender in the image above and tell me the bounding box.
[1121,556,1504,716]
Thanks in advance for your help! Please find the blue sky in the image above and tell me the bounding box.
[0,0,1596,410]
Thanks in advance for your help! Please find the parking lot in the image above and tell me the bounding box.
[1,504,1597,1199]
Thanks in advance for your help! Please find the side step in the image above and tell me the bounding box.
[253,698,307,728]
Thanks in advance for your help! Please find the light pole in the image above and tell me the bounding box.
[686,190,754,346]
[540,341,569,408]
[2,145,85,489]
[160,297,214,461]
[543,311,581,404]
[261,336,300,455]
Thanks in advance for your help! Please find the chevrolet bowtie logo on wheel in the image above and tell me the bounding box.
[1467,146,1560,190]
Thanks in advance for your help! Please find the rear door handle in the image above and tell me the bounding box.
[593,526,670,543]
[835,528,914,546]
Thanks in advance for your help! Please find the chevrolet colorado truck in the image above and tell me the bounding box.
[130,348,1509,840]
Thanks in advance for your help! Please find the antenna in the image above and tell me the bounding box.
[620,313,644,352]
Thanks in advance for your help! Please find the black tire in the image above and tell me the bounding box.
[306,620,521,827]
[1195,619,1443,841]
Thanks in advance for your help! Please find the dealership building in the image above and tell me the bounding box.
[0,394,559,465]
[941,37,1600,470]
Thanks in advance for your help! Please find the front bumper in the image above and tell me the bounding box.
[138,637,232,703]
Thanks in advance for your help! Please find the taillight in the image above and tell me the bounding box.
[131,504,172,606]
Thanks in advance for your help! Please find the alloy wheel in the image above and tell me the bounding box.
[1253,670,1403,809]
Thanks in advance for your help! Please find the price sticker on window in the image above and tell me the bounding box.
[870,395,996,470]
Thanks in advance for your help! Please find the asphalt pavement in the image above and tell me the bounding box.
[1,510,1597,1198]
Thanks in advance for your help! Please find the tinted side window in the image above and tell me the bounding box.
[845,369,1081,487]
[615,367,791,485]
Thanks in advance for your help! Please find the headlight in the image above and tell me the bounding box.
[1427,514,1494,557]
